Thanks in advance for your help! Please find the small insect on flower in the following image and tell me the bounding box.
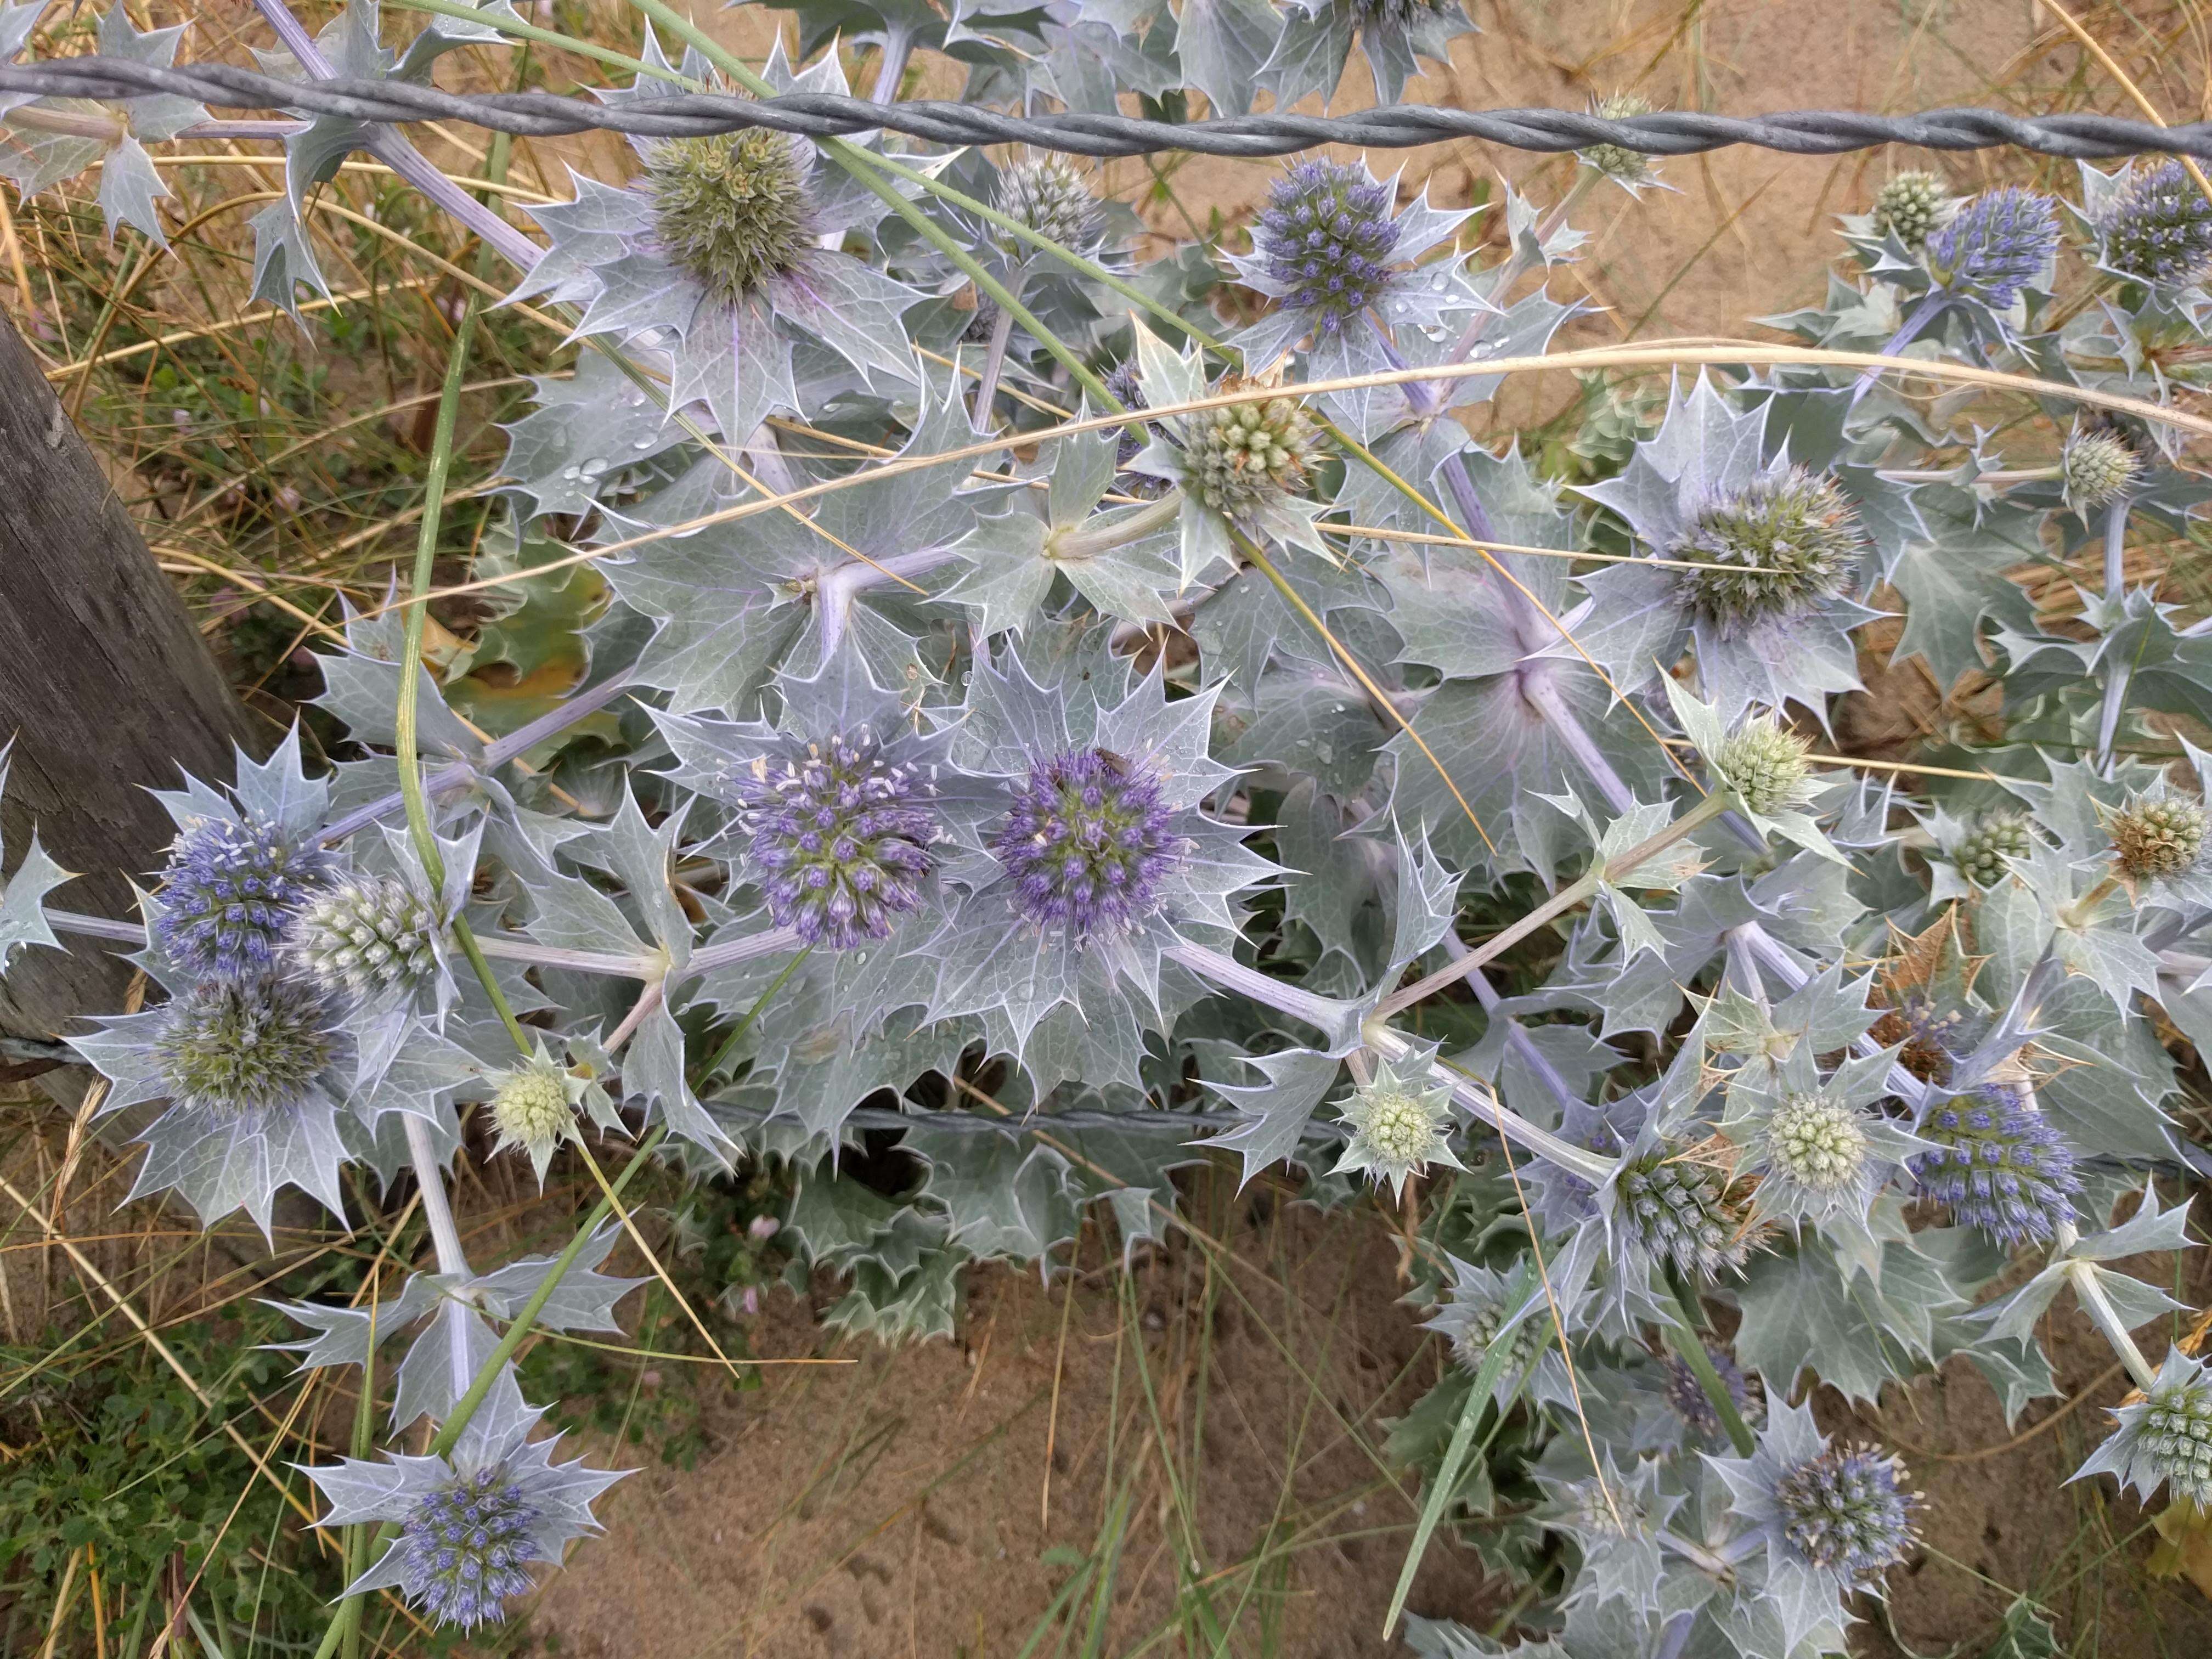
[1250,159,1400,337]
[1948,810,2038,887]
[2098,158,2212,288]
[2059,422,2143,514]
[292,874,441,1002]
[992,155,1106,259]
[2075,1347,2212,1509]
[1713,715,1816,818]
[646,127,815,306]
[1910,1088,2081,1245]
[1870,171,1950,250]
[990,745,1184,937]
[2108,790,2208,882]
[1615,1141,1754,1280]
[1578,92,1659,193]
[153,975,340,1119]
[733,731,939,950]
[1925,187,2059,311]
[156,814,334,981]
[1669,467,1865,631]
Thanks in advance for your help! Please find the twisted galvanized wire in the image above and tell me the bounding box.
[6,55,2212,159]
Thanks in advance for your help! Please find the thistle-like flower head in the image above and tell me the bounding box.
[1772,1443,1919,1581]
[1714,715,1816,817]
[1910,1088,2081,1245]
[1578,92,1658,193]
[1251,159,1399,338]
[155,814,334,981]
[2060,422,2143,513]
[1762,1091,1869,1197]
[2075,1347,2212,1509]
[734,730,939,950]
[1613,1141,1752,1280]
[1332,1056,1462,1195]
[989,746,1182,937]
[1669,466,1865,630]
[400,1465,541,1629]
[1871,171,1949,249]
[1948,810,2037,887]
[304,1374,624,1634]
[1663,1343,1755,1442]
[1926,187,2059,310]
[645,128,814,306]
[2098,159,2212,287]
[491,1057,577,1170]
[153,976,340,1119]
[292,875,441,1002]
[993,155,1105,259]
[1178,386,1323,520]
[2108,790,2208,882]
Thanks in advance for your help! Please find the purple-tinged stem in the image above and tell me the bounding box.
[2094,497,2133,773]
[1520,664,1635,816]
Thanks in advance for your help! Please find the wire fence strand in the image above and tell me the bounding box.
[7,58,2212,158]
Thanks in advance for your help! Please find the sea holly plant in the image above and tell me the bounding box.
[8,5,2212,1654]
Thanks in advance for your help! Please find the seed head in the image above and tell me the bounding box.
[1926,187,2059,310]
[491,1060,574,1164]
[2139,1375,2212,1505]
[2109,792,2208,881]
[1252,160,1398,336]
[647,128,814,305]
[293,876,440,1001]
[1764,1092,1869,1196]
[1578,92,1657,190]
[990,747,1182,936]
[1911,1089,2081,1246]
[2061,425,2143,512]
[1669,467,1864,629]
[398,1466,540,1630]
[1714,716,1815,817]
[2100,159,2212,287]
[992,156,1105,257]
[153,977,337,1119]
[1949,810,2036,887]
[1181,387,1321,519]
[1663,1344,1754,1441]
[156,815,335,981]
[733,732,937,950]
[1773,1443,1917,1582]
[1871,171,1948,249]
[1617,1146,1752,1280]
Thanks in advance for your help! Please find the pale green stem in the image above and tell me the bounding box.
[1051,489,1184,561]
[1379,791,1734,1015]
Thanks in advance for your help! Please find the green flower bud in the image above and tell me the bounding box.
[2059,425,2142,513]
[1183,386,1321,518]
[1671,467,1864,629]
[1579,92,1657,190]
[647,128,814,305]
[1715,716,1815,816]
[1871,171,1949,249]
[492,1059,575,1162]
[1949,810,2036,887]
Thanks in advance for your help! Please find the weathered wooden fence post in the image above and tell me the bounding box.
[0,305,256,1048]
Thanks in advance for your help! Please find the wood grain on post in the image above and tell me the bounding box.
[0,306,255,1044]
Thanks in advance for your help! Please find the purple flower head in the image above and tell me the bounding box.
[1926,187,2059,310]
[1252,160,1400,337]
[989,747,1183,937]
[1773,1443,1918,1582]
[1910,1087,2081,1245]
[1664,1343,1753,1442]
[155,814,334,980]
[399,1466,541,1630]
[733,730,938,951]
[2100,159,2212,287]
